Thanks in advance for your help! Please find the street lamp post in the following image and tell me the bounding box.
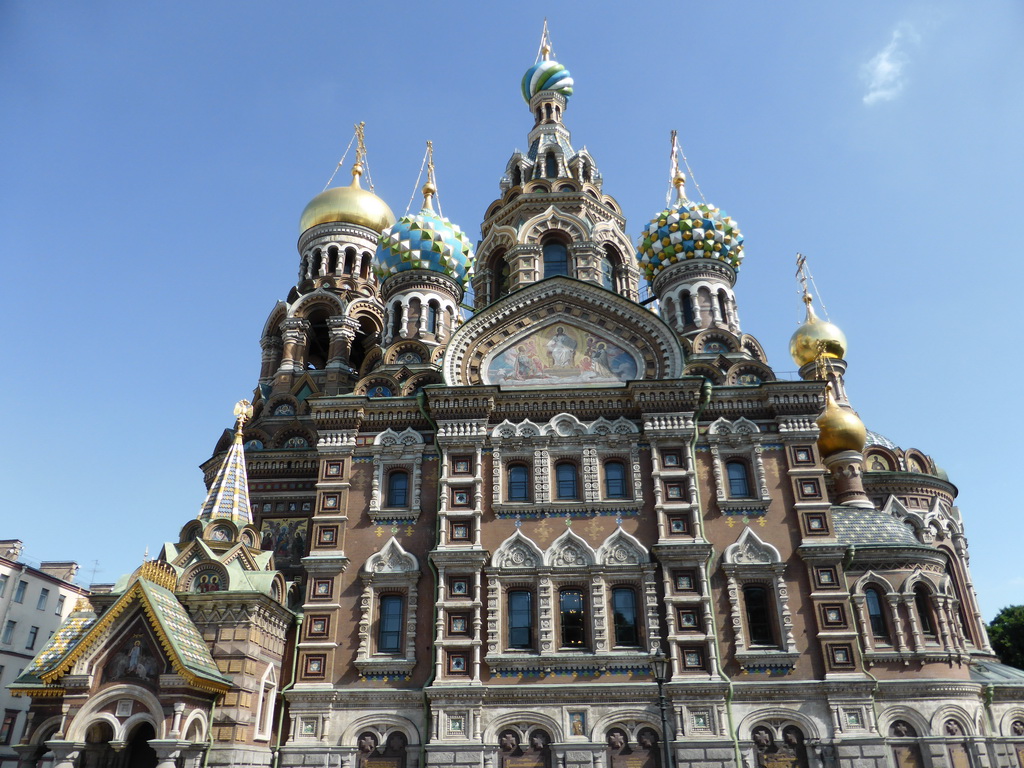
[650,650,675,768]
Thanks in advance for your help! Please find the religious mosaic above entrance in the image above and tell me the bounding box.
[485,323,638,385]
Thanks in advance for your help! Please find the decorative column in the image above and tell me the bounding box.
[259,336,283,382]
[821,451,872,508]
[43,742,84,768]
[149,741,192,768]
[279,318,310,374]
[326,317,358,369]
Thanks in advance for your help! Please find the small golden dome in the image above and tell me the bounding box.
[298,165,396,235]
[817,385,867,457]
[789,297,847,368]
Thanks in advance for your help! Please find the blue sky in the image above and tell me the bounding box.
[2,2,1021,619]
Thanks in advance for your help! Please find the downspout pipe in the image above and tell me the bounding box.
[272,613,304,768]
[417,390,442,768]
[683,379,747,767]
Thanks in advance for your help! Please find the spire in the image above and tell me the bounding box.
[197,400,254,527]
[421,140,437,213]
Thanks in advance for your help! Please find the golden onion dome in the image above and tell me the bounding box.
[789,297,847,368]
[816,385,867,457]
[298,164,396,235]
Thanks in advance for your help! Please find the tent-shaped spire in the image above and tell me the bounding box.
[197,400,253,527]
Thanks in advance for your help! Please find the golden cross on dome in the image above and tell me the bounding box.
[421,140,437,212]
[668,130,686,205]
[795,252,811,303]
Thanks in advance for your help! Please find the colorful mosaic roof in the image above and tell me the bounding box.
[636,201,744,279]
[375,207,475,286]
[11,576,229,695]
[197,430,252,526]
[521,59,574,103]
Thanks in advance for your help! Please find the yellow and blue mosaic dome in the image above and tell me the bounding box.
[522,59,574,103]
[375,199,475,286]
[636,200,744,280]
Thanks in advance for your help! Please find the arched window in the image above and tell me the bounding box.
[865,586,890,642]
[914,584,936,637]
[743,585,775,646]
[508,590,533,649]
[682,291,695,326]
[604,460,627,499]
[511,167,522,187]
[427,301,439,334]
[391,301,403,339]
[543,240,569,277]
[386,470,409,508]
[726,460,752,498]
[344,247,356,274]
[717,290,729,322]
[559,588,586,648]
[600,256,614,289]
[507,464,530,502]
[545,152,558,178]
[555,462,578,500]
[611,587,639,647]
[377,594,404,652]
[491,250,509,300]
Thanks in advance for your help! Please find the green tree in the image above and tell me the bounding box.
[988,605,1024,669]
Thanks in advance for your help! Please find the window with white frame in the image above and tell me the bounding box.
[485,528,658,671]
[254,664,277,741]
[355,538,419,677]
[707,417,770,513]
[721,527,798,672]
[368,428,425,521]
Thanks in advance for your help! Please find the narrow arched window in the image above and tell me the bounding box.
[555,462,578,500]
[391,301,403,339]
[511,167,522,187]
[743,585,775,646]
[865,586,890,641]
[491,250,509,300]
[611,587,639,647]
[726,460,752,498]
[718,290,729,322]
[377,594,404,652]
[559,588,586,648]
[604,460,627,499]
[682,291,695,326]
[427,302,439,334]
[508,590,533,649]
[344,247,356,274]
[543,240,569,277]
[386,470,409,508]
[507,464,530,502]
[914,584,936,637]
[545,152,558,178]
[600,256,614,289]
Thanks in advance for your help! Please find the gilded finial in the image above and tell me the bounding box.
[350,122,367,188]
[667,130,687,205]
[789,254,848,368]
[540,19,552,61]
[421,141,437,212]
[233,399,254,443]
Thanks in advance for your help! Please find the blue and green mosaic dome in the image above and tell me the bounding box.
[636,201,744,280]
[522,59,574,103]
[375,207,475,286]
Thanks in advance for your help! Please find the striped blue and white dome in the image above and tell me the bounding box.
[375,207,475,286]
[522,59,574,103]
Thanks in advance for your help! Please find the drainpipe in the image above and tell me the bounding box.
[201,696,219,768]
[417,390,442,768]
[272,613,303,768]
[685,380,745,767]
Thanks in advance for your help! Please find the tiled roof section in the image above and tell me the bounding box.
[10,577,229,695]
[197,431,252,527]
[137,579,227,686]
[831,507,921,547]
[11,613,98,690]
[970,659,1024,685]
[865,429,900,451]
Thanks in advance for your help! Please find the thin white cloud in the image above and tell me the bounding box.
[862,23,920,105]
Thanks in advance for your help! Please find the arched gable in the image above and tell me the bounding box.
[364,537,419,575]
[492,531,544,570]
[545,528,596,568]
[596,528,648,566]
[444,277,683,386]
